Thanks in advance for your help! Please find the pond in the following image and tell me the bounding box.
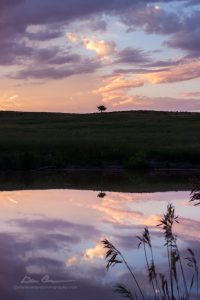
[0,170,199,300]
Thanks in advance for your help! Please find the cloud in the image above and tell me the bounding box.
[9,58,101,80]
[145,59,200,83]
[33,47,82,65]
[120,5,183,35]
[0,92,20,110]
[96,75,144,94]
[166,28,200,56]
[115,47,150,64]
[113,67,170,75]
[94,74,144,105]
[181,91,200,97]
[0,231,120,300]
[119,5,200,58]
[10,218,100,239]
[0,0,24,10]
[83,38,116,57]
[111,95,152,107]
[66,32,79,43]
[27,28,63,41]
[146,58,183,68]
[109,94,200,112]
[66,255,79,266]
[93,195,143,224]
[83,243,106,261]
[67,32,116,58]
[89,19,107,32]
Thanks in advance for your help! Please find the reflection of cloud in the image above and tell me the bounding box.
[174,217,200,241]
[66,255,79,266]
[7,196,18,205]
[10,218,100,239]
[83,243,106,261]
[93,196,143,224]
[143,214,160,227]
[0,232,118,300]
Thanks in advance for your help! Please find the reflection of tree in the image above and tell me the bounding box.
[97,192,106,198]
[190,181,200,205]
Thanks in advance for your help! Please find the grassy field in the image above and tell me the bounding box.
[0,110,199,170]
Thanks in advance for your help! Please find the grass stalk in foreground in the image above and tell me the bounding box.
[102,183,200,300]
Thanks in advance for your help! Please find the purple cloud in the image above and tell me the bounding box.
[120,6,183,35]
[9,58,101,80]
[26,28,63,41]
[32,48,82,65]
[113,67,170,75]
[0,0,198,77]
[115,47,150,64]
[10,218,100,238]
[166,28,200,56]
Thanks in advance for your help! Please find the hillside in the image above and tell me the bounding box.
[0,110,199,170]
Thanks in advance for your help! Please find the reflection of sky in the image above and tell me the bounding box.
[0,189,199,299]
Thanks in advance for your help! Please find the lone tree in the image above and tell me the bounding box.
[97,105,107,113]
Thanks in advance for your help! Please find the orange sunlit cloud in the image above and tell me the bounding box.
[96,75,144,93]
[93,74,144,105]
[66,32,79,43]
[93,195,143,224]
[83,38,116,58]
[0,92,20,110]
[181,91,200,98]
[145,59,200,84]
[83,243,106,261]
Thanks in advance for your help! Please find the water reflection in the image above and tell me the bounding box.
[0,187,200,299]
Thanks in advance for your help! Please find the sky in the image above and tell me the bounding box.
[0,0,200,113]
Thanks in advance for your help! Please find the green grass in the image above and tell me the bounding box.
[0,110,199,170]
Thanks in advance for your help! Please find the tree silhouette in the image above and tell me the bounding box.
[97,105,107,113]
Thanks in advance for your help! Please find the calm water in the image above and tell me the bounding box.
[0,171,199,300]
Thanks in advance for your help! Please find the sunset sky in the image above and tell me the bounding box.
[0,0,200,113]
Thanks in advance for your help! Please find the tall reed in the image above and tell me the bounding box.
[102,182,200,300]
